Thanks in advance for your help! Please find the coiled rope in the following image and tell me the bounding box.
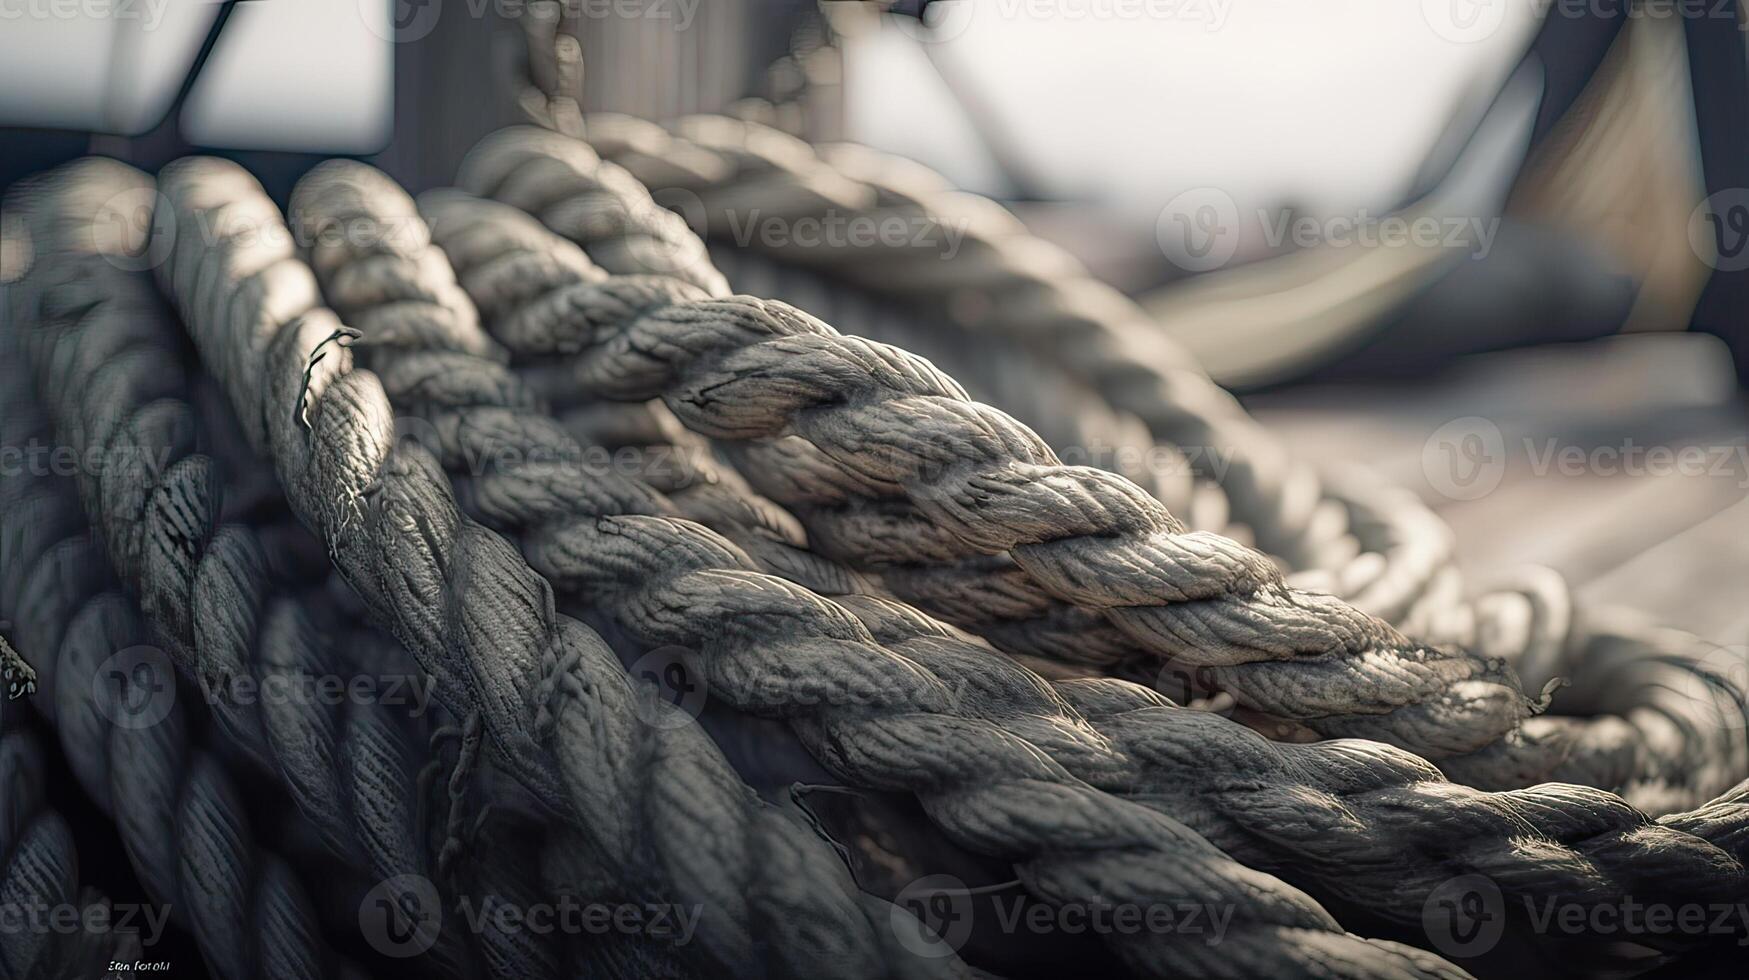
[577,111,1428,615]
[715,246,1749,813]
[150,152,971,980]
[459,122,1749,804]
[278,154,1468,977]
[415,179,1749,955]
[5,159,569,980]
[0,725,142,980]
[673,125,1749,814]
[445,126,1557,788]
[0,326,343,980]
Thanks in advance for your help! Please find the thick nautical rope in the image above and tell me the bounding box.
[501,55,1749,804]
[444,127,1560,789]
[152,154,971,980]
[0,355,339,980]
[16,255,661,980]
[6,159,579,979]
[1423,568,1749,812]
[417,183,1749,953]
[546,112,1442,617]
[461,123,1749,803]
[702,241,1459,645]
[715,246,1749,813]
[0,725,143,980]
[514,111,1420,605]
[9,166,712,980]
[287,158,1468,978]
[633,116,1746,762]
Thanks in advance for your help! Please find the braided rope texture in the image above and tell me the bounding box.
[484,73,1749,810]
[6,145,1742,973]
[5,160,582,980]
[0,725,143,980]
[574,112,1441,620]
[414,177,1749,960]
[445,126,1575,791]
[558,110,1749,811]
[670,127,1749,813]
[459,121,1749,806]
[0,313,338,980]
[151,152,975,980]
[713,245,1749,813]
[287,155,1483,977]
[469,89,1749,808]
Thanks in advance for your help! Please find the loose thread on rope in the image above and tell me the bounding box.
[788,782,865,883]
[295,324,363,435]
[1529,676,1570,716]
[437,711,487,882]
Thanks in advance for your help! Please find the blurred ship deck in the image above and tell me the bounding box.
[1247,332,1749,647]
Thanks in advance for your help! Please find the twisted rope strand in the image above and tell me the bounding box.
[155,153,968,980]
[461,123,1749,804]
[290,158,1470,977]
[582,111,1407,603]
[0,347,338,980]
[448,127,1550,784]
[585,114,1749,806]
[6,160,558,979]
[508,118,1747,809]
[0,725,143,980]
[418,183,1749,954]
[715,248,1749,812]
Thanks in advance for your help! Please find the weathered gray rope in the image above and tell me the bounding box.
[154,153,972,980]
[703,242,1459,647]
[567,113,1426,608]
[462,124,1749,805]
[1420,568,1749,812]
[5,158,580,978]
[0,725,143,980]
[417,184,1749,953]
[447,127,1555,787]
[715,247,1749,812]
[0,345,339,980]
[587,112,1420,588]
[288,157,1468,977]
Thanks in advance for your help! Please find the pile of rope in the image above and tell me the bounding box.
[0,722,141,980]
[491,101,1749,814]
[1,119,1746,979]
